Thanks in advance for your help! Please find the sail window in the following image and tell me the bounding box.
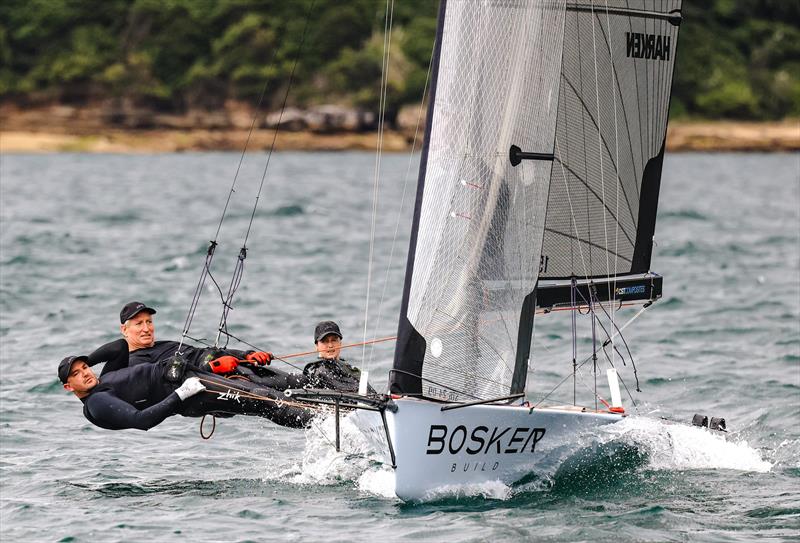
[431,337,443,358]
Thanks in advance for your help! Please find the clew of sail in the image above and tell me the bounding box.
[391,0,567,402]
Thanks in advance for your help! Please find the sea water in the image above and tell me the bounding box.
[1,151,798,541]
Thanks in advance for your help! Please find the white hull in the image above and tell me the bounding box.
[353,397,624,500]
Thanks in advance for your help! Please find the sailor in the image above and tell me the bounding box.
[303,321,371,392]
[58,355,314,430]
[87,301,276,380]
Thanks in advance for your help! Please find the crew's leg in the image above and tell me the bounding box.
[177,369,316,428]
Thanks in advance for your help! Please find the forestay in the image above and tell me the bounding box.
[391,0,567,402]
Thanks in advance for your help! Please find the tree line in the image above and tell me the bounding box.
[1,0,798,122]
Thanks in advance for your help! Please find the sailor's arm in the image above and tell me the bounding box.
[84,378,206,431]
[87,339,130,375]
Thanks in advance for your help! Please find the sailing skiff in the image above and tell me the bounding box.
[289,0,684,500]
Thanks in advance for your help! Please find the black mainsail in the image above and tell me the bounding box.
[390,0,682,402]
[538,0,681,286]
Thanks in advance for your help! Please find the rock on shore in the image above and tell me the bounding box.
[1,101,797,153]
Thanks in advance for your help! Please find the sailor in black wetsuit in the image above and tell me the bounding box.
[303,321,373,392]
[87,301,299,391]
[86,301,157,376]
[58,355,315,430]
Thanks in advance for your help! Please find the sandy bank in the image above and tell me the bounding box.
[2,120,797,154]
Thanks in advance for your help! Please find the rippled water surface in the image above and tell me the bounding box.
[1,152,798,542]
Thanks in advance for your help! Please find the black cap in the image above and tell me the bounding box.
[120,301,156,324]
[314,321,342,343]
[58,355,88,384]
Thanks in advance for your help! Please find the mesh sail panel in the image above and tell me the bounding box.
[541,0,681,280]
[392,0,567,401]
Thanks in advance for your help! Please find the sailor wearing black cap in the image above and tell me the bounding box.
[86,301,275,378]
[84,301,158,376]
[58,354,206,430]
[303,321,372,392]
[119,301,157,351]
[58,354,314,430]
[314,321,344,359]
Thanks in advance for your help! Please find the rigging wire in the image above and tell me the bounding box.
[195,376,325,411]
[534,300,648,409]
[534,343,636,412]
[366,32,435,373]
[213,0,318,348]
[361,0,395,369]
[277,336,397,361]
[588,0,610,408]
[603,0,623,383]
[175,24,288,354]
[573,281,642,392]
[571,276,578,405]
[547,3,653,410]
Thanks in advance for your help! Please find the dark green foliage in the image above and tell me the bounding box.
[0,1,796,119]
[674,2,800,119]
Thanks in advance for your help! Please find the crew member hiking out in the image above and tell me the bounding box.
[58,355,315,431]
[86,301,291,387]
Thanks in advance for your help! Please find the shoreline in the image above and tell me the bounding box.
[1,120,798,153]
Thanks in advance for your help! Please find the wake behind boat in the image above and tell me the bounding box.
[289,0,695,500]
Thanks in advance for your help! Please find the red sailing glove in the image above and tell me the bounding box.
[245,351,273,365]
[209,355,239,374]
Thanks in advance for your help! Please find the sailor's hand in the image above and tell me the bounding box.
[209,355,239,374]
[175,377,206,401]
[245,351,273,365]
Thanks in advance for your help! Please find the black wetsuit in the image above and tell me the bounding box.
[88,339,240,373]
[80,361,315,430]
[303,357,373,393]
[87,339,301,389]
[87,338,130,376]
[127,340,226,368]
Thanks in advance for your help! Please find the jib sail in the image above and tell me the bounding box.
[390,0,567,401]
